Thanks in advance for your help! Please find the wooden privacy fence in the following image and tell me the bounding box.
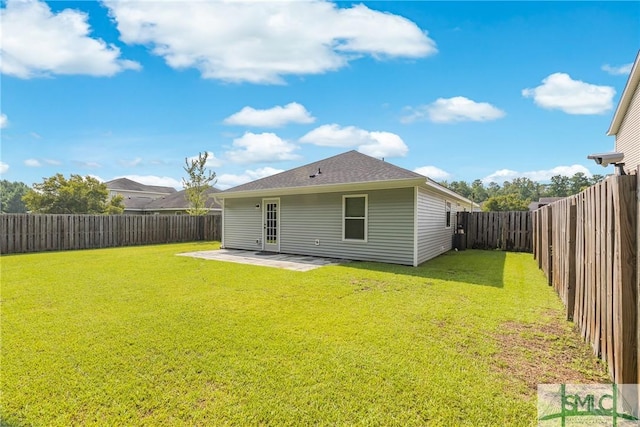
[457,211,532,252]
[533,171,638,387]
[0,214,221,254]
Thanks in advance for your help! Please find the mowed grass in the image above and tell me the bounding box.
[1,243,608,426]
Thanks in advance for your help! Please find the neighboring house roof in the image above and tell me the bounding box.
[105,177,177,194]
[607,50,640,136]
[219,150,476,207]
[145,188,221,211]
[529,197,564,211]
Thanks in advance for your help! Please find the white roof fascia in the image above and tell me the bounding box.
[217,178,426,199]
[423,178,477,207]
[607,50,640,136]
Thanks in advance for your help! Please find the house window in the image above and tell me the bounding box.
[445,201,452,228]
[343,195,368,241]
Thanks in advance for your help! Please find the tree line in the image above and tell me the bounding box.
[441,172,605,211]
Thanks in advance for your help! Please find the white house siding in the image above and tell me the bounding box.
[416,187,459,265]
[615,84,640,173]
[222,197,264,250]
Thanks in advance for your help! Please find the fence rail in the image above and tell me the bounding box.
[0,214,221,254]
[457,211,532,252]
[533,171,638,388]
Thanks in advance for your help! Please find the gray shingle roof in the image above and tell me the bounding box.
[223,150,424,193]
[105,178,177,194]
[145,188,221,210]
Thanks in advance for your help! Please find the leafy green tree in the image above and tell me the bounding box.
[486,182,501,198]
[182,151,217,216]
[0,180,29,213]
[446,181,473,200]
[470,179,488,203]
[483,194,530,212]
[546,175,571,197]
[569,172,591,194]
[502,177,540,201]
[22,174,124,214]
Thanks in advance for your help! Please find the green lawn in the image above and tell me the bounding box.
[1,243,608,426]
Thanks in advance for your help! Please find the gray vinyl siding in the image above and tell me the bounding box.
[416,187,458,265]
[280,188,415,265]
[280,188,414,265]
[223,188,415,265]
[615,84,640,173]
[222,197,264,250]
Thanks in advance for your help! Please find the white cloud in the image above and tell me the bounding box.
[25,158,59,168]
[116,175,182,189]
[0,162,9,174]
[75,160,102,169]
[300,124,408,158]
[224,102,315,127]
[522,73,615,114]
[106,1,436,84]
[602,63,633,76]
[414,166,451,180]
[217,167,284,190]
[119,157,143,168]
[402,96,506,123]
[226,132,300,164]
[185,152,222,168]
[1,0,140,78]
[482,164,592,184]
[0,114,8,129]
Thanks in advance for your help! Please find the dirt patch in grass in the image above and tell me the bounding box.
[493,311,610,398]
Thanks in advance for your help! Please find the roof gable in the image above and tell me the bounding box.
[223,150,425,193]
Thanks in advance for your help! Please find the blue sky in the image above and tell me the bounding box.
[1,0,638,190]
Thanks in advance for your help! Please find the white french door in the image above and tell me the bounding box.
[262,198,280,252]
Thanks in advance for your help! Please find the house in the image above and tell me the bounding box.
[217,150,476,266]
[607,50,640,174]
[528,197,565,211]
[143,188,222,215]
[105,177,221,215]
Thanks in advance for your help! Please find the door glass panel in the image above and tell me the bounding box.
[266,202,277,244]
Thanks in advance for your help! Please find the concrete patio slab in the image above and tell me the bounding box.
[177,249,348,272]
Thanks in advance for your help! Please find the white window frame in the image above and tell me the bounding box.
[342,194,368,242]
[445,201,452,228]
